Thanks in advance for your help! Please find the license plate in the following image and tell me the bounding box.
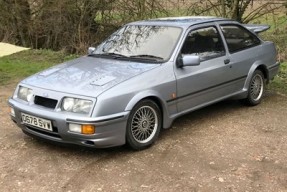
[21,113,53,131]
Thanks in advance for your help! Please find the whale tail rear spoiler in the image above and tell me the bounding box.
[243,24,270,34]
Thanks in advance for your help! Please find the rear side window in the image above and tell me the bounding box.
[220,25,261,53]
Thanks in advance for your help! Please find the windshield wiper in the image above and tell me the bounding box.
[129,54,164,61]
[92,52,129,59]
[91,53,164,63]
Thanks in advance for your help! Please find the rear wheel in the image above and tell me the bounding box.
[126,100,162,150]
[243,70,265,106]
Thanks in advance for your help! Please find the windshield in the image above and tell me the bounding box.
[93,25,182,62]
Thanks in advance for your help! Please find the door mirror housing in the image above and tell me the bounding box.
[177,55,200,68]
[88,47,96,55]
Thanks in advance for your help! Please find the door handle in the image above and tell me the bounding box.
[224,59,230,64]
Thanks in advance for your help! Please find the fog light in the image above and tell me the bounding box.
[69,124,95,135]
[82,125,95,134]
[69,124,81,133]
[10,107,15,117]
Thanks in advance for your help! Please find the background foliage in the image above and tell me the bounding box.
[0,0,286,58]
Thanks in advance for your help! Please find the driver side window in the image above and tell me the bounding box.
[181,26,225,61]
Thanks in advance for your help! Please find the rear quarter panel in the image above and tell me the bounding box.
[243,41,278,90]
[259,41,278,79]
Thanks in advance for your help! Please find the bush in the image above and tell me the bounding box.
[0,0,166,54]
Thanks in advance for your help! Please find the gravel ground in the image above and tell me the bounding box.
[0,83,286,192]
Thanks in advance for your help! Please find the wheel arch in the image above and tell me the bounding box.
[256,65,269,83]
[125,91,170,129]
[244,62,269,91]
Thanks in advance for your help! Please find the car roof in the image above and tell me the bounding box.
[128,16,232,27]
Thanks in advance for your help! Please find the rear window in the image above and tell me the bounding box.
[220,25,261,53]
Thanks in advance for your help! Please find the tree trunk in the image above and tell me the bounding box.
[13,0,31,46]
[220,0,226,17]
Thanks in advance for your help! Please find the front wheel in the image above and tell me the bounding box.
[243,70,265,106]
[126,100,162,150]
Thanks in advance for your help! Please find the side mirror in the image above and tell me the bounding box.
[88,47,96,55]
[177,55,200,68]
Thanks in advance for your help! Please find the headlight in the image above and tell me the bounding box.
[18,86,33,102]
[62,97,93,114]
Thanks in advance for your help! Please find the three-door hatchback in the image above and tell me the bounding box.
[9,16,280,150]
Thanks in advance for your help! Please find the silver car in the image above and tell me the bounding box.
[8,17,280,150]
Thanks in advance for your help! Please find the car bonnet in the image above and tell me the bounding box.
[21,56,160,98]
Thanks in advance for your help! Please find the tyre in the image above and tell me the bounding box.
[243,70,265,106]
[126,100,162,150]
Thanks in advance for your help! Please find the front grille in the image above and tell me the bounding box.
[34,96,58,109]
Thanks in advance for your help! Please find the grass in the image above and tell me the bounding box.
[268,62,287,95]
[0,49,78,85]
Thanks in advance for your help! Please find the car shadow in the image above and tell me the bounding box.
[158,99,247,141]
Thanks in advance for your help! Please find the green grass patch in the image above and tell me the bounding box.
[0,49,78,85]
[268,62,287,95]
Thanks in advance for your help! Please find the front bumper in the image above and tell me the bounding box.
[9,98,129,148]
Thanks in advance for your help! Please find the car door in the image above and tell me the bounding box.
[174,24,238,113]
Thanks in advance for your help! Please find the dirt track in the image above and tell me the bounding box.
[0,83,287,192]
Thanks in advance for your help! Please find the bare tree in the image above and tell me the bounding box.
[0,0,31,46]
[0,0,168,53]
[0,0,285,53]
[179,0,285,23]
